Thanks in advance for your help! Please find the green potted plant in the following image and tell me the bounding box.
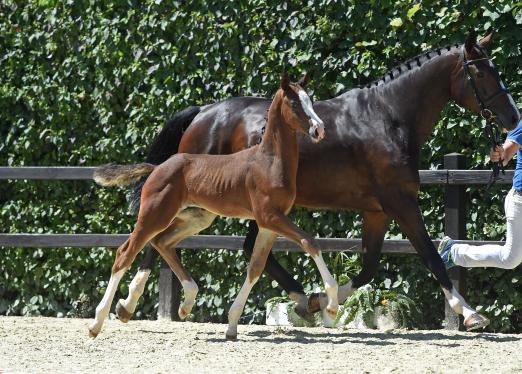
[334,284,419,330]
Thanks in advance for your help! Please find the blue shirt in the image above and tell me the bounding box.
[507,119,522,191]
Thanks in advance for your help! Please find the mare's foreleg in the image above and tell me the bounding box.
[256,211,338,321]
[243,222,310,318]
[383,190,489,331]
[226,229,277,340]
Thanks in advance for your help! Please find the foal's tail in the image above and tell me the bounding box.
[93,163,156,187]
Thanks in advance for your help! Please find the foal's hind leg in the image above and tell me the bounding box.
[116,208,216,322]
[88,187,183,337]
[115,245,157,323]
[88,233,153,338]
[226,228,277,340]
[150,208,217,320]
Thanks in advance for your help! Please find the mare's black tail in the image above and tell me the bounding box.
[128,106,201,213]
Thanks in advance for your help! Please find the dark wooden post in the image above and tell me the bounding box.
[443,153,467,330]
[158,250,182,321]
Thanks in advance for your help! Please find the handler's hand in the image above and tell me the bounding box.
[490,145,504,163]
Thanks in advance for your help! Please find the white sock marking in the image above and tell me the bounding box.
[442,287,476,320]
[120,269,151,314]
[311,252,338,314]
[89,269,125,335]
[227,275,258,337]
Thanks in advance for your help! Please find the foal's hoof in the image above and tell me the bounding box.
[88,326,99,338]
[115,300,133,323]
[178,306,190,320]
[225,332,238,341]
[326,306,338,320]
[464,313,490,331]
[307,293,322,314]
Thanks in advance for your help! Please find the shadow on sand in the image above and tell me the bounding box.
[203,328,521,345]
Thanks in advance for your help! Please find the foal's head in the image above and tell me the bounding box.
[451,32,520,131]
[278,73,325,142]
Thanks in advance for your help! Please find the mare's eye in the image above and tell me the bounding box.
[476,71,485,79]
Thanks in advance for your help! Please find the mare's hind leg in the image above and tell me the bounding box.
[226,229,277,340]
[150,208,217,320]
[243,222,310,319]
[308,211,390,313]
[382,189,489,330]
[116,207,215,322]
[88,184,184,337]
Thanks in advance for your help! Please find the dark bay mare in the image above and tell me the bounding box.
[118,33,519,330]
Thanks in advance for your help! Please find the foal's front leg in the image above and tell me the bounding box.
[226,228,277,340]
[257,211,339,321]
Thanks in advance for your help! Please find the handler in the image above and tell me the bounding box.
[439,118,522,269]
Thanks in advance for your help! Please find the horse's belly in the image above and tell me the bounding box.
[185,194,254,220]
[295,189,383,211]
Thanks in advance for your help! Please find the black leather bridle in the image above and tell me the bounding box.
[460,45,510,187]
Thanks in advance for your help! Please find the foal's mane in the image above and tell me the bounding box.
[363,43,462,88]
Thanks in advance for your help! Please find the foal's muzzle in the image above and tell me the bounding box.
[309,118,325,142]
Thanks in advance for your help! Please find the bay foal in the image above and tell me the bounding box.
[89,73,334,340]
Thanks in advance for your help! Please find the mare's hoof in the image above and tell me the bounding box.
[225,332,238,341]
[307,293,322,314]
[115,300,132,323]
[464,313,490,331]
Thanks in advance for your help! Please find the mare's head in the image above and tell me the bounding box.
[278,72,325,142]
[450,32,520,131]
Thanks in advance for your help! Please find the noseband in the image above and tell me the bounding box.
[460,45,510,188]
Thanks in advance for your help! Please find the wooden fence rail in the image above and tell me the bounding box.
[0,155,512,329]
[0,166,514,184]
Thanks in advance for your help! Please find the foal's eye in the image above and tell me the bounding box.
[476,71,485,79]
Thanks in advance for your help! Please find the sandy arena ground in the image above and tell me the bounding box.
[0,316,521,373]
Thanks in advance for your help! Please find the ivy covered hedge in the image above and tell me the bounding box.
[1,1,522,331]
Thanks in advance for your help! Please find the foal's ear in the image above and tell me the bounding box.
[297,73,311,88]
[280,72,291,90]
[465,31,477,53]
[478,31,494,49]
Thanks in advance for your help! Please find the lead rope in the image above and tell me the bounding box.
[483,109,505,190]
